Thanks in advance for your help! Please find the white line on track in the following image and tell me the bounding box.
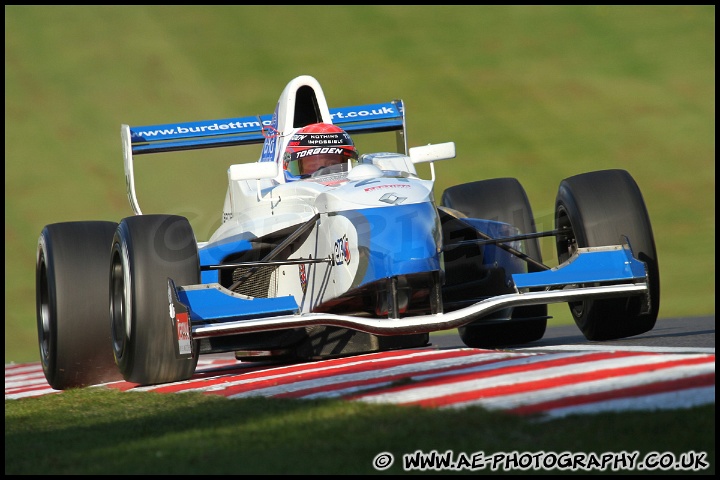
[442,362,715,411]
[354,353,713,405]
[541,386,716,419]
[518,344,715,354]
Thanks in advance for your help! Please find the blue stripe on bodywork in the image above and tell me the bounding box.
[339,202,442,286]
[198,238,254,284]
[177,287,299,322]
[128,102,403,154]
[512,247,647,289]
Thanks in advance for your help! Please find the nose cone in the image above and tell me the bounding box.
[338,202,442,286]
[316,175,434,213]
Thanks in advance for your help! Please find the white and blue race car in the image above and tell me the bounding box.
[36,75,660,389]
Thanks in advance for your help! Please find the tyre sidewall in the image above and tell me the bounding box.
[555,169,659,340]
[111,215,200,385]
[36,221,121,389]
[441,178,548,347]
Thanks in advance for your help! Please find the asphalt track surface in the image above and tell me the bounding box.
[5,316,714,419]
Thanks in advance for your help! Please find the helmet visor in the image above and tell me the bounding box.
[285,147,358,177]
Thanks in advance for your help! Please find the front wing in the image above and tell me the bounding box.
[168,245,649,356]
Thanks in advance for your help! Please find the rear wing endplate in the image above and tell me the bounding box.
[121,101,405,215]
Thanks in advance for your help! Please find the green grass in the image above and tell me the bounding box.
[5,6,714,363]
[5,389,715,474]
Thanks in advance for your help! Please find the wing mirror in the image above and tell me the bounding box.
[228,162,278,181]
[409,142,456,164]
[408,142,456,181]
[228,162,279,202]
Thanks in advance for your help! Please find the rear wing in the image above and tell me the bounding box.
[121,100,405,214]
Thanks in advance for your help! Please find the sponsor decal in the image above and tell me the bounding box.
[307,138,344,145]
[168,282,192,357]
[330,105,398,121]
[291,133,349,145]
[299,260,308,294]
[175,312,192,356]
[260,136,276,163]
[356,177,410,190]
[333,234,351,266]
[306,176,349,187]
[379,193,407,205]
[260,110,279,163]
[295,147,344,158]
[364,184,411,192]
[128,103,399,141]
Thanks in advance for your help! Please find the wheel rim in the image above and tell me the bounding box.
[37,253,51,366]
[110,243,130,361]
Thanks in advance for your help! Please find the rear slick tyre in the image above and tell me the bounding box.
[441,178,547,348]
[110,215,200,385]
[36,221,122,390]
[555,169,660,340]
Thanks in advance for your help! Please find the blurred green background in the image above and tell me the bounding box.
[5,6,714,363]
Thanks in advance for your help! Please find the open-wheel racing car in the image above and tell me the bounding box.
[36,75,660,390]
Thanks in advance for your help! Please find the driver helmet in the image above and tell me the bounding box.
[283,123,358,181]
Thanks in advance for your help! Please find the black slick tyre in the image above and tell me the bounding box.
[441,178,547,347]
[110,215,200,385]
[555,169,660,340]
[36,221,122,390]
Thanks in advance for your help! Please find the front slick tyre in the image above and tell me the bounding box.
[555,169,660,340]
[110,215,200,385]
[36,221,122,390]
